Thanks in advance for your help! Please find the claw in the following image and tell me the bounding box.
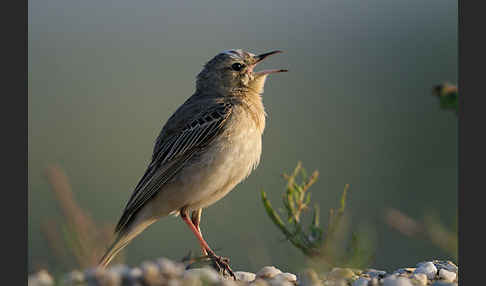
[207,250,236,279]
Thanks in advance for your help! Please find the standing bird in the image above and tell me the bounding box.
[99,49,287,277]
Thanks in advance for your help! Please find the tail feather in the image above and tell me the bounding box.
[99,217,158,268]
[99,235,129,268]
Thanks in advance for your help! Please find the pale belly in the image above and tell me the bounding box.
[149,113,263,216]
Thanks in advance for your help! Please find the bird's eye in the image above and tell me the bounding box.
[231,63,245,71]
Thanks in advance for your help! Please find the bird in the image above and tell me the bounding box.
[99,49,287,278]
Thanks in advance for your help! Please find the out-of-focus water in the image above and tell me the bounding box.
[29,0,457,274]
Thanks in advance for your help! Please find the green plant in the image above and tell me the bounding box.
[432,83,458,113]
[261,162,374,269]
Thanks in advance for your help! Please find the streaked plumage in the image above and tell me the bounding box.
[99,49,287,275]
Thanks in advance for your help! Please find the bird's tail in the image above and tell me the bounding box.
[99,218,157,268]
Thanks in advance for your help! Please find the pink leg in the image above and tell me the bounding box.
[191,209,208,256]
[180,208,235,279]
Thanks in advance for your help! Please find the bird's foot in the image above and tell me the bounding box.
[206,250,236,280]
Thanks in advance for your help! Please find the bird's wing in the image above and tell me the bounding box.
[115,101,233,233]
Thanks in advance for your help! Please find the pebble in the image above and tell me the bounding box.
[250,279,270,286]
[352,277,370,286]
[157,257,186,277]
[27,258,458,286]
[266,276,294,286]
[381,276,413,286]
[369,277,379,286]
[219,279,239,286]
[363,269,386,279]
[392,268,415,275]
[141,260,165,285]
[414,261,438,280]
[28,270,54,286]
[431,282,458,286]
[432,261,458,273]
[298,269,322,286]
[235,271,256,282]
[411,273,428,285]
[256,266,282,279]
[61,270,85,285]
[274,273,297,283]
[184,267,220,284]
[438,269,456,282]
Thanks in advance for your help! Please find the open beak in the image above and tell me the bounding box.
[253,50,288,76]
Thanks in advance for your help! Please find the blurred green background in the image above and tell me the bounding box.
[28,0,457,275]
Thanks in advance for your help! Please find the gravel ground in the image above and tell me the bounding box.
[28,258,458,286]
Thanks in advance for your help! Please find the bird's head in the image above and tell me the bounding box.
[196,49,287,95]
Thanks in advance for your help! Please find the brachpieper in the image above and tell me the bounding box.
[99,49,287,278]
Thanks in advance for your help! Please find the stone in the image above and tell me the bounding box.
[141,261,165,285]
[274,273,297,283]
[429,261,458,274]
[184,267,221,284]
[235,271,256,282]
[99,270,122,286]
[61,270,85,285]
[392,268,415,275]
[369,278,379,286]
[414,262,437,280]
[256,266,282,279]
[28,270,54,286]
[431,282,457,286]
[352,277,370,286]
[181,273,202,286]
[157,258,186,277]
[363,269,387,279]
[219,279,240,286]
[298,269,322,286]
[267,276,294,286]
[250,278,270,286]
[381,276,413,286]
[167,278,182,286]
[438,269,456,282]
[130,267,143,280]
[410,273,427,285]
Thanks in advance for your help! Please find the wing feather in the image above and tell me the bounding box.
[114,102,232,233]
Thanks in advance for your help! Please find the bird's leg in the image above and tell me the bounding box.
[191,209,208,256]
[181,208,236,279]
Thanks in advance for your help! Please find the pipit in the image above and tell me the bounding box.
[99,49,287,278]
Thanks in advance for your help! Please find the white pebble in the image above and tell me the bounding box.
[157,257,185,277]
[414,262,437,280]
[28,270,54,286]
[256,266,282,279]
[275,272,297,283]
[250,278,270,286]
[235,271,256,282]
[438,269,456,282]
[61,270,84,285]
[220,279,239,286]
[129,267,143,279]
[352,277,370,286]
[297,269,322,286]
[382,276,413,286]
[267,276,294,286]
[181,274,202,286]
[167,278,182,286]
[411,273,428,285]
[184,267,221,283]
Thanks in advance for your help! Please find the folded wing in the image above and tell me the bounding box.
[115,102,233,233]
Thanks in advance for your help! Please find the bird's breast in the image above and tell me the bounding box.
[172,106,264,211]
